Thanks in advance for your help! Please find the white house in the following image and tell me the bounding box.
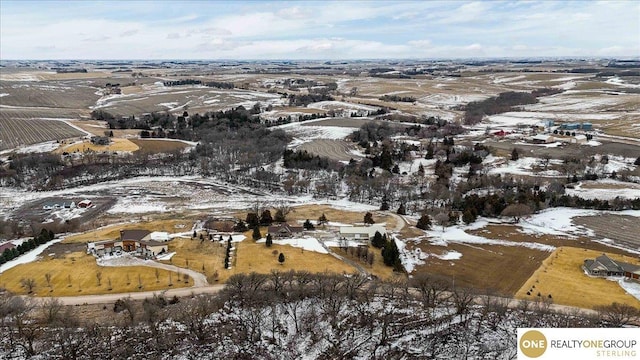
[573,134,587,144]
[87,229,168,258]
[530,134,554,144]
[339,224,387,242]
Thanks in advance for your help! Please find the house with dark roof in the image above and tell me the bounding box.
[584,254,640,281]
[0,242,16,254]
[268,223,304,238]
[87,229,168,258]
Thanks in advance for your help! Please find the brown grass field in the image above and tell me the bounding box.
[129,139,190,154]
[55,138,139,153]
[331,245,396,280]
[408,222,640,297]
[515,247,640,309]
[72,120,144,138]
[233,235,358,281]
[63,219,194,244]
[410,240,549,295]
[160,229,359,284]
[286,204,398,228]
[0,251,190,297]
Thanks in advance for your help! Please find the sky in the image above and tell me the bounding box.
[0,0,638,60]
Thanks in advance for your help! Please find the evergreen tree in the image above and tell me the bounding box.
[252,226,262,241]
[278,252,285,265]
[245,213,259,228]
[462,208,477,225]
[380,148,393,171]
[635,156,640,166]
[416,214,432,230]
[425,143,434,159]
[234,220,248,232]
[266,234,273,247]
[381,238,402,270]
[392,164,400,174]
[418,163,425,175]
[397,203,406,215]
[274,209,286,223]
[380,197,390,211]
[303,219,315,230]
[511,148,519,161]
[260,210,273,226]
[371,231,384,248]
[364,212,375,224]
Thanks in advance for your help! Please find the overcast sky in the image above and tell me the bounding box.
[1,0,638,60]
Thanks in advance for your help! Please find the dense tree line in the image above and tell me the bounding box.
[1,271,628,359]
[287,93,334,107]
[162,79,235,89]
[0,229,55,266]
[379,94,417,102]
[463,88,564,125]
[282,149,341,171]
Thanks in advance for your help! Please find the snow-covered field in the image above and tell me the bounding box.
[257,236,328,254]
[0,238,62,274]
[566,180,640,200]
[486,156,563,177]
[487,111,620,127]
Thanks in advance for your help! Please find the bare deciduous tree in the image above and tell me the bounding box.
[595,302,640,327]
[500,203,532,223]
[20,278,36,294]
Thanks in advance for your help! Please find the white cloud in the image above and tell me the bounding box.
[0,1,637,59]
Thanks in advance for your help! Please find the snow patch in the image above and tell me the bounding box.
[257,236,328,254]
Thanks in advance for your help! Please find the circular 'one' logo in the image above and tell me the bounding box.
[520,330,547,358]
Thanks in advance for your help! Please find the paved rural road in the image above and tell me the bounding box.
[48,284,225,306]
[385,211,409,233]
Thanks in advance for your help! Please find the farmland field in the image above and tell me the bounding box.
[300,117,375,128]
[0,118,85,150]
[0,80,100,108]
[574,215,640,251]
[298,139,362,162]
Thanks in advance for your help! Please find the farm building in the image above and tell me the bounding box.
[572,134,587,144]
[77,199,92,208]
[90,136,110,145]
[560,123,580,130]
[530,134,554,144]
[583,254,640,281]
[87,229,168,258]
[42,201,76,210]
[268,223,304,238]
[339,225,387,242]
